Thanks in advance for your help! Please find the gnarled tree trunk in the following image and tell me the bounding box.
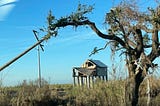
[125,54,149,106]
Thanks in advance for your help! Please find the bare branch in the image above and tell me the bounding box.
[89,41,111,57]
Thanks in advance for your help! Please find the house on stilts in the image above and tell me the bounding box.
[72,59,108,88]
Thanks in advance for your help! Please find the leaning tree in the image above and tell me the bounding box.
[42,1,160,106]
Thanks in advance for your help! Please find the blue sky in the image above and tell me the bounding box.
[0,0,156,86]
[0,0,115,86]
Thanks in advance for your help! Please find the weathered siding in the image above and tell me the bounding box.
[96,67,107,76]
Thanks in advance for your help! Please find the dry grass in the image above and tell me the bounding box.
[69,80,125,106]
[1,77,160,106]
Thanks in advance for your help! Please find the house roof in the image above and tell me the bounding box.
[89,60,107,68]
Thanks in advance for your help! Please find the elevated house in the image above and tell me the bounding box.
[72,59,108,87]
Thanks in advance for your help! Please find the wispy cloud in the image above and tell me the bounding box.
[0,0,17,5]
[47,29,106,47]
[0,0,18,21]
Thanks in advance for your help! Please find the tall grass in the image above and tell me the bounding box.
[1,77,160,106]
[69,80,125,106]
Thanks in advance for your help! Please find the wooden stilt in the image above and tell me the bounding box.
[73,69,76,86]
[77,76,80,86]
[73,77,76,86]
[102,76,105,81]
[88,76,91,88]
[106,75,108,81]
[81,76,83,86]
[85,76,87,86]
[92,76,94,87]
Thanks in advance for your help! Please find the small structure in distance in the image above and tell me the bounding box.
[72,59,108,88]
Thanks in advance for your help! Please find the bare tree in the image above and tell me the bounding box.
[42,1,160,106]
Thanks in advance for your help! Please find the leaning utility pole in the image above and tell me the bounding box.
[0,37,46,72]
[33,30,44,88]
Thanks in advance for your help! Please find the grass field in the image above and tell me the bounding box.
[1,77,160,106]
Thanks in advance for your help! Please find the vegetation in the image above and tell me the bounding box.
[2,0,160,106]
[1,77,160,106]
[38,0,160,105]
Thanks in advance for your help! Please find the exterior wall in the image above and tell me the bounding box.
[96,67,107,76]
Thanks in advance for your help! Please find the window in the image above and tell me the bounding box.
[86,62,93,67]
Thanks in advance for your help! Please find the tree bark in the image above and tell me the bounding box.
[125,61,147,106]
[132,69,144,106]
